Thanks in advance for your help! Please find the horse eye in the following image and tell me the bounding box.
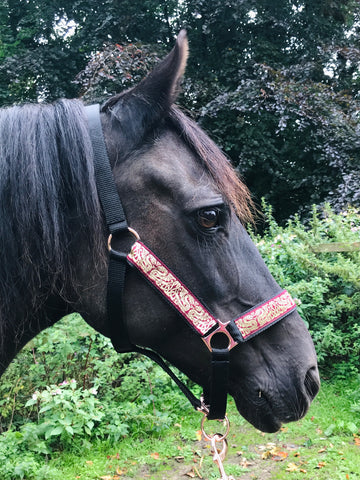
[197,208,220,229]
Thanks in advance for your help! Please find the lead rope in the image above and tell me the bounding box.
[134,349,234,478]
[200,409,235,480]
[133,348,234,477]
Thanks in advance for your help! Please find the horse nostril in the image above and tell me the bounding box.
[304,366,320,400]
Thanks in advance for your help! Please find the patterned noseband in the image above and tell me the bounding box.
[126,240,297,352]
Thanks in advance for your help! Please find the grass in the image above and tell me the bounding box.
[33,377,360,480]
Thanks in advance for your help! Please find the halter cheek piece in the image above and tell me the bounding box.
[86,104,297,420]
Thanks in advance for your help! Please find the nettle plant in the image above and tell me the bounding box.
[24,379,103,451]
[251,202,360,377]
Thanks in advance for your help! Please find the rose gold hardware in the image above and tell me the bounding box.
[200,413,230,442]
[202,321,238,352]
[210,435,235,480]
[128,227,140,241]
[200,415,234,480]
[107,227,141,252]
[197,395,210,415]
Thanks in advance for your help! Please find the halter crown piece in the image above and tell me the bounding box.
[85,104,297,421]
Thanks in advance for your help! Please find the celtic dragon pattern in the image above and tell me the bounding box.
[234,290,296,340]
[127,241,218,335]
[127,242,296,342]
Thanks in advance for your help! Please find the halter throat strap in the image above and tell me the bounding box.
[85,104,203,413]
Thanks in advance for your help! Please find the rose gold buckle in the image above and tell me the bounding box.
[202,321,238,352]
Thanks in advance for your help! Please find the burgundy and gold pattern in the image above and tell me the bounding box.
[127,241,296,345]
[234,290,296,340]
[127,241,218,335]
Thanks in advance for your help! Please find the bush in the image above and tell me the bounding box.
[251,202,360,377]
[0,203,358,476]
[24,380,104,450]
[0,312,193,476]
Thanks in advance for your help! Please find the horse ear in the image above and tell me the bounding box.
[103,31,188,150]
[134,29,189,108]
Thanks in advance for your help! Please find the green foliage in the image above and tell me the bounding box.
[182,0,360,219]
[0,0,179,104]
[1,379,360,479]
[24,380,104,449]
[0,312,194,478]
[199,70,360,220]
[323,420,358,437]
[0,429,59,480]
[0,1,359,218]
[251,202,360,375]
[0,313,107,431]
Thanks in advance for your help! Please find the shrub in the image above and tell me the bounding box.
[0,312,190,468]
[251,202,360,376]
[24,379,104,450]
[0,202,358,474]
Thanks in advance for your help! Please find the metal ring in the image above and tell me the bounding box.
[202,321,238,352]
[107,227,141,252]
[128,227,141,242]
[200,413,230,442]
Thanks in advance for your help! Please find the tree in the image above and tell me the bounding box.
[73,42,165,103]
[199,69,360,219]
[179,0,360,220]
[0,0,359,219]
[0,0,180,104]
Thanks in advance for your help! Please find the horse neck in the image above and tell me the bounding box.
[0,293,72,376]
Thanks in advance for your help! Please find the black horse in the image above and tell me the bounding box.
[0,32,319,433]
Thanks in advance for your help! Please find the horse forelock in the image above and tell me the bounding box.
[168,107,255,225]
[103,97,254,224]
[0,99,104,336]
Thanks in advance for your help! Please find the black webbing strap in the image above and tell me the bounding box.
[85,104,127,234]
[134,346,202,410]
[207,349,229,420]
[85,104,132,352]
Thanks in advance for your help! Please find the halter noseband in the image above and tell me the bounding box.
[127,240,296,349]
[86,104,297,420]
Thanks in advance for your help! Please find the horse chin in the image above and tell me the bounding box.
[233,395,283,433]
[232,385,313,433]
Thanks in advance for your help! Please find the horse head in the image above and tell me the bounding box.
[79,31,320,432]
[0,31,319,434]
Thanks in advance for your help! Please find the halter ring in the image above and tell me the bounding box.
[202,321,238,352]
[107,227,141,252]
[201,413,230,442]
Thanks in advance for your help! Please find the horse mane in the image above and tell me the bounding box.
[169,107,254,224]
[0,94,253,346]
[0,99,103,336]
